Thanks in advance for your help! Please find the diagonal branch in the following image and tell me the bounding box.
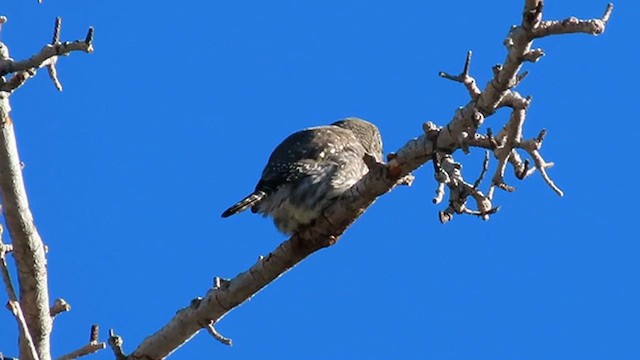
[126,159,405,359]
[107,2,612,359]
[1,2,612,360]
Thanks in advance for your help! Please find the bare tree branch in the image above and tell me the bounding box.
[0,17,94,93]
[533,3,613,38]
[0,106,51,360]
[49,298,71,318]
[205,322,233,346]
[107,330,127,360]
[1,227,40,360]
[111,3,613,358]
[6,301,41,360]
[0,2,614,360]
[55,325,106,360]
[439,51,482,101]
[0,16,94,360]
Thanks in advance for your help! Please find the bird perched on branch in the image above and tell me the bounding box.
[221,117,383,234]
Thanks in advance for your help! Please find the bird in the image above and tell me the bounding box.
[221,117,383,234]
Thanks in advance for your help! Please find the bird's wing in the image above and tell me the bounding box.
[256,126,355,191]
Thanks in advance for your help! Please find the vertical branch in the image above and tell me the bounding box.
[0,17,92,360]
[0,104,52,360]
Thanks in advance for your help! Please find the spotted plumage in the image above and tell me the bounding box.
[221,117,383,234]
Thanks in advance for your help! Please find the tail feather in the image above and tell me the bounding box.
[221,191,267,218]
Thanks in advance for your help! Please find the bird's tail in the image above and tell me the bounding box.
[221,190,267,218]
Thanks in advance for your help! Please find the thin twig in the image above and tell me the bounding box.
[0,226,19,305]
[474,151,491,189]
[55,325,106,360]
[1,227,41,360]
[602,3,614,24]
[52,17,62,44]
[438,51,482,99]
[6,302,41,360]
[206,323,233,346]
[0,18,94,93]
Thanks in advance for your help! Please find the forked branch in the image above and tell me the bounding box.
[0,17,94,93]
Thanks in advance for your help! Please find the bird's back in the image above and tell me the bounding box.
[256,125,361,192]
[223,118,383,234]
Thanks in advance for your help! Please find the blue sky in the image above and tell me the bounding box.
[1,1,637,359]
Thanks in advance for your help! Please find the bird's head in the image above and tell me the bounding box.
[332,117,384,163]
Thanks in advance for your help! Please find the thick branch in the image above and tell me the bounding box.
[0,17,95,360]
[125,157,407,359]
[0,105,52,360]
[125,6,611,356]
[9,2,607,359]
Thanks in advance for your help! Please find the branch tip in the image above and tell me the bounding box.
[214,276,231,290]
[85,27,95,48]
[206,323,233,346]
[537,128,547,143]
[397,173,415,186]
[602,3,614,24]
[108,329,127,360]
[463,50,472,76]
[523,48,545,62]
[50,298,71,317]
[52,17,62,44]
[438,211,453,224]
[90,324,100,342]
[515,159,530,180]
[55,324,106,360]
[438,51,481,98]
[497,182,516,192]
[47,58,64,92]
[473,151,490,188]
[433,183,445,204]
[439,50,474,82]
